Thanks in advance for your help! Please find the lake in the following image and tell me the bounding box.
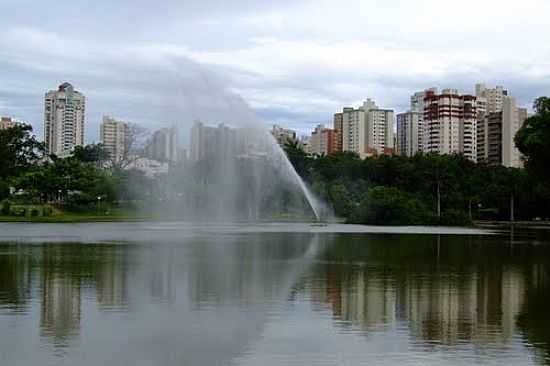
[0,222,549,365]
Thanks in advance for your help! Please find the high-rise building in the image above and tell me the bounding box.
[411,88,438,114]
[339,99,395,158]
[190,121,242,162]
[100,116,130,162]
[423,89,477,162]
[341,106,365,157]
[144,125,178,163]
[309,124,338,156]
[332,112,343,152]
[475,84,507,114]
[364,99,395,155]
[0,116,17,130]
[477,96,527,168]
[44,82,85,157]
[270,125,297,147]
[396,112,423,157]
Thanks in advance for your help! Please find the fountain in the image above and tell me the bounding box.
[135,57,324,222]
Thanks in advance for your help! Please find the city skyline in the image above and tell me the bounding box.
[1,0,549,142]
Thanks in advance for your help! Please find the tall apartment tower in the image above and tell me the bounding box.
[477,96,527,168]
[339,99,394,158]
[100,116,130,162]
[332,112,343,152]
[423,89,477,162]
[363,99,395,155]
[396,88,438,157]
[396,112,423,157]
[309,124,338,156]
[44,82,85,156]
[145,125,178,163]
[475,84,507,114]
[190,121,241,162]
[341,107,365,157]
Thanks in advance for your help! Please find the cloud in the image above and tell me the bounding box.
[0,0,549,141]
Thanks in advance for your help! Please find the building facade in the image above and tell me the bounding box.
[332,112,343,152]
[190,121,242,163]
[44,82,85,156]
[364,99,395,155]
[423,89,477,162]
[144,125,178,163]
[339,99,394,158]
[477,96,527,168]
[100,116,129,162]
[396,112,423,157]
[309,124,338,156]
[475,84,507,114]
[270,125,297,147]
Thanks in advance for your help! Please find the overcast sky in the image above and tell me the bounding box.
[1,0,549,142]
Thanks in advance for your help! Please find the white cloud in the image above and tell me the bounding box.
[0,0,549,141]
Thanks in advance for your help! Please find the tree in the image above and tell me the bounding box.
[421,153,455,219]
[0,124,44,181]
[349,186,431,225]
[112,123,148,169]
[515,96,550,183]
[283,140,312,177]
[72,144,110,165]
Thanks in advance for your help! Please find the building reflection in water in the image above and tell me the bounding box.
[39,244,85,346]
[0,230,550,365]
[305,233,548,356]
[95,246,129,311]
[0,244,33,312]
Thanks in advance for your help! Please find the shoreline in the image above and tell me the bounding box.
[1,215,549,227]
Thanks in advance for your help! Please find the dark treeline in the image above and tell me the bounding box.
[284,97,550,225]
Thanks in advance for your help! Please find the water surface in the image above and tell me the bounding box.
[0,223,549,365]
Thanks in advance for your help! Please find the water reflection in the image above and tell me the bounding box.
[303,233,550,363]
[0,229,549,365]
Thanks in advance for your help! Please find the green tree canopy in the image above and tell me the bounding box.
[71,144,110,164]
[515,96,550,182]
[0,124,44,181]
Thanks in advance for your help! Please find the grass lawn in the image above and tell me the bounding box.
[0,208,148,223]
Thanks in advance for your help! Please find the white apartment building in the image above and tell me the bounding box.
[44,82,85,156]
[145,125,179,163]
[341,107,365,157]
[477,96,527,168]
[475,84,507,114]
[364,99,395,155]
[190,121,242,163]
[411,88,438,114]
[396,112,423,157]
[423,89,477,162]
[395,88,437,157]
[100,116,130,162]
[340,99,394,158]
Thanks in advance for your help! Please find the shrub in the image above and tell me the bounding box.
[438,209,473,226]
[10,206,26,217]
[1,200,10,215]
[348,186,431,225]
